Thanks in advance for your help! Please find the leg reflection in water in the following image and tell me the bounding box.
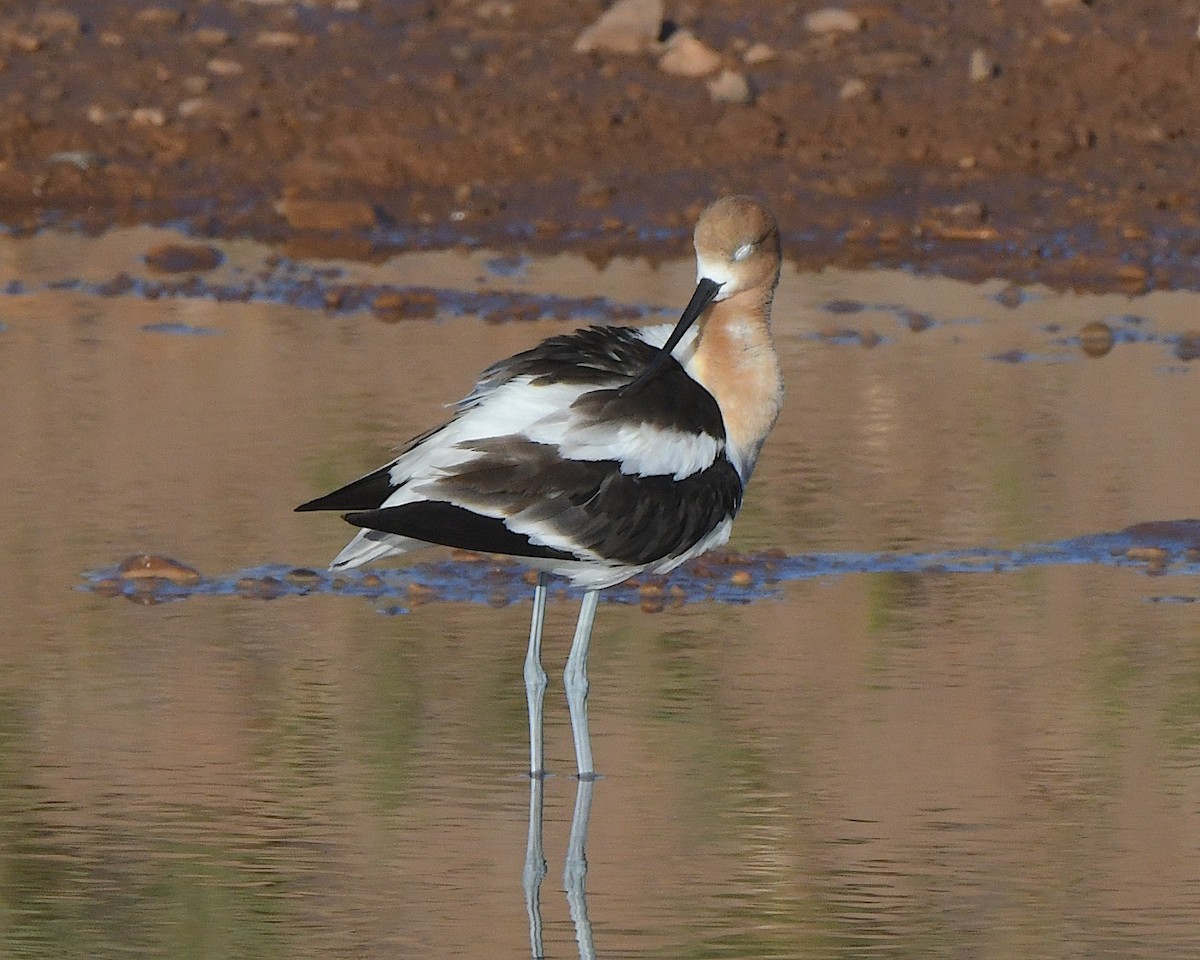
[523,777,597,960]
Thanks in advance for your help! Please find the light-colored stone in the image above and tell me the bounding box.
[177,97,216,119]
[969,47,994,82]
[839,77,868,99]
[193,26,231,46]
[804,8,862,34]
[207,57,245,76]
[658,31,722,77]
[254,30,302,49]
[573,0,664,55]
[706,68,753,105]
[130,106,166,127]
[743,42,776,65]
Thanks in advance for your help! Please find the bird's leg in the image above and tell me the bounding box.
[524,572,549,778]
[564,589,600,779]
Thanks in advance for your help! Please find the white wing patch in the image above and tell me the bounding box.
[543,419,721,480]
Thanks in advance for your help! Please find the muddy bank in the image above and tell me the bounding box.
[2,1,1200,290]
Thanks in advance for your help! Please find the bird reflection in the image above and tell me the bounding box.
[523,777,596,960]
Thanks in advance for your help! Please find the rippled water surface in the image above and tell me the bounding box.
[3,228,1200,958]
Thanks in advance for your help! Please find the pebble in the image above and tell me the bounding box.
[144,243,223,273]
[969,48,995,82]
[177,96,217,119]
[743,42,776,65]
[707,68,753,105]
[658,31,722,77]
[804,8,862,34]
[255,30,303,50]
[192,27,232,46]
[46,150,102,170]
[206,58,245,77]
[730,569,753,587]
[839,78,868,99]
[371,289,440,320]
[573,0,664,55]
[33,10,82,35]
[135,7,185,26]
[1175,332,1200,362]
[236,576,284,599]
[130,106,166,127]
[1079,320,1114,357]
[117,553,202,585]
[275,196,378,231]
[285,568,321,587]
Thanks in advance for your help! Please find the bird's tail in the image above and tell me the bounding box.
[329,528,418,570]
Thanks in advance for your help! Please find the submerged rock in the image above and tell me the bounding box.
[1079,320,1114,357]
[144,243,223,273]
[117,553,202,585]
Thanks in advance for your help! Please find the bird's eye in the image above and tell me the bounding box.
[732,242,754,262]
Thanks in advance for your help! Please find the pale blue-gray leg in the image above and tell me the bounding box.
[563,589,600,779]
[564,777,596,960]
[522,774,546,960]
[524,573,549,777]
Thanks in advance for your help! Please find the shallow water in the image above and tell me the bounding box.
[2,228,1200,958]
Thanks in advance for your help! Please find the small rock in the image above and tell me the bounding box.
[236,576,284,599]
[969,48,995,82]
[371,289,439,321]
[117,553,202,585]
[99,31,123,46]
[8,33,43,53]
[145,243,223,273]
[1079,320,1114,358]
[1115,263,1148,289]
[742,42,776,65]
[193,27,231,46]
[33,10,83,35]
[285,568,321,587]
[275,197,378,231]
[206,57,245,77]
[839,77,868,99]
[658,31,722,77]
[46,150,103,170]
[136,6,184,26]
[1175,332,1200,362]
[573,0,663,55]
[130,106,166,127]
[730,569,753,587]
[255,30,302,49]
[804,8,862,34]
[182,75,211,94]
[639,582,665,613]
[177,96,216,119]
[706,68,753,105]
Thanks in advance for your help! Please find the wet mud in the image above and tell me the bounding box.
[4,2,1200,289]
[81,517,1200,612]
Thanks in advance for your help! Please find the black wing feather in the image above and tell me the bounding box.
[343,502,577,560]
[295,463,396,512]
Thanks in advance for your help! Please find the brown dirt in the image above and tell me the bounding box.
[3,0,1200,290]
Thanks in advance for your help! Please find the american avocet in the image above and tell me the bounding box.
[297,196,784,778]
